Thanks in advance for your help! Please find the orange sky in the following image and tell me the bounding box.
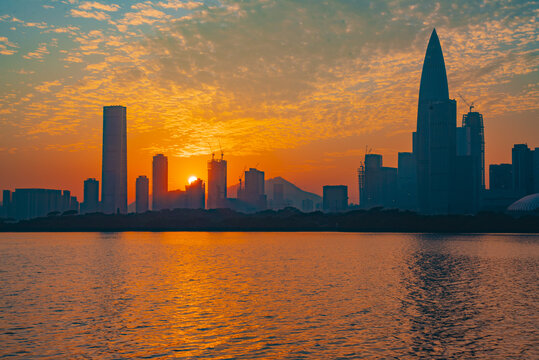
[0,1,538,203]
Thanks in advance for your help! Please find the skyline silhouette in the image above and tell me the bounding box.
[0,1,537,204]
[1,27,538,219]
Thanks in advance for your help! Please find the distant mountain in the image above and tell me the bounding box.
[228,176,322,211]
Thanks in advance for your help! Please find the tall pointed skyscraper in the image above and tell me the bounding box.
[414,29,456,214]
[101,105,127,214]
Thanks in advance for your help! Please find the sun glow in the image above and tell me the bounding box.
[188,176,197,184]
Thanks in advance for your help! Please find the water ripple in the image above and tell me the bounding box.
[0,232,538,359]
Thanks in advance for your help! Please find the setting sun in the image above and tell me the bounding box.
[188,176,198,184]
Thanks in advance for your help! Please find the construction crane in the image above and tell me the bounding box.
[218,139,224,160]
[238,166,247,194]
[362,145,373,156]
[207,141,215,160]
[457,93,475,113]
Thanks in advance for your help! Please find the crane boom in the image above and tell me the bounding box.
[457,92,475,113]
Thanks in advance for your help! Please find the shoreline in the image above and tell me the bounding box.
[1,208,538,233]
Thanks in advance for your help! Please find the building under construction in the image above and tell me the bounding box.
[207,151,227,209]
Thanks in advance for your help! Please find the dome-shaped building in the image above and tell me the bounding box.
[507,193,539,213]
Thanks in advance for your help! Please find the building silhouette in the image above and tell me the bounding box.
[8,188,78,219]
[414,29,456,214]
[489,164,512,191]
[101,105,127,214]
[323,185,348,212]
[2,190,12,218]
[397,152,417,210]
[136,175,149,213]
[534,147,539,194]
[301,198,314,212]
[185,178,205,209]
[164,190,181,209]
[462,109,485,191]
[271,183,286,209]
[453,108,485,213]
[81,178,99,214]
[152,154,168,210]
[359,154,397,209]
[238,168,267,211]
[207,153,227,209]
[512,144,535,197]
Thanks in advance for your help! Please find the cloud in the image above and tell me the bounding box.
[5,0,539,160]
[70,9,110,21]
[23,43,50,59]
[46,25,80,34]
[116,5,169,27]
[35,80,62,93]
[15,69,35,75]
[0,15,48,29]
[0,36,18,55]
[79,1,120,12]
[157,1,203,10]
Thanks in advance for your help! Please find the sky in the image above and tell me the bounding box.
[0,0,537,203]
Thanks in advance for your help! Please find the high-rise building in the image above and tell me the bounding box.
[82,178,99,214]
[397,152,417,210]
[489,164,512,191]
[238,168,267,211]
[152,154,168,210]
[533,148,539,194]
[136,175,149,213]
[185,178,205,209]
[512,144,534,197]
[101,105,127,214]
[272,183,285,209]
[462,110,485,189]
[12,189,63,219]
[62,190,71,212]
[2,190,12,218]
[323,185,348,212]
[207,154,227,209]
[414,29,456,214]
[359,154,398,209]
[454,109,485,213]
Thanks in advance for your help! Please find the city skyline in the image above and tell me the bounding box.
[0,1,538,203]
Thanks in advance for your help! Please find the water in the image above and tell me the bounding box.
[0,232,538,359]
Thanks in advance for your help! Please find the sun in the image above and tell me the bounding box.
[188,176,197,184]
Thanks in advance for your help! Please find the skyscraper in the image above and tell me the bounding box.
[207,154,227,209]
[454,108,485,213]
[323,185,348,212]
[238,168,267,210]
[2,190,12,218]
[136,175,149,213]
[489,164,512,191]
[512,144,534,197]
[82,178,99,213]
[397,152,417,210]
[414,29,456,214]
[101,105,127,214]
[152,154,168,210]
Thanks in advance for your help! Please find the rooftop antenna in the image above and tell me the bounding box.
[457,92,475,113]
[218,139,224,160]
